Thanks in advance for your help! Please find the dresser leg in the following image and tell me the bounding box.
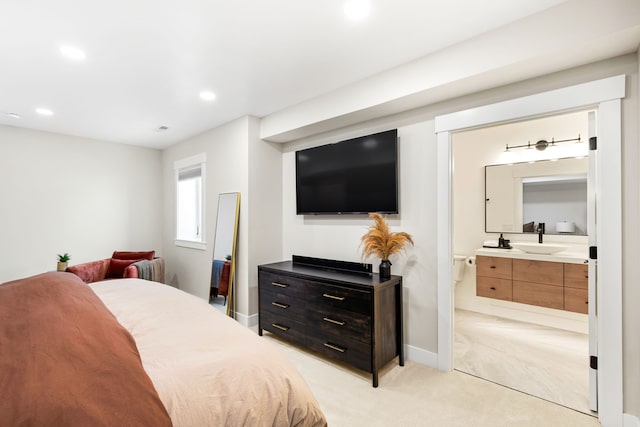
[258,328,263,336]
[372,372,379,388]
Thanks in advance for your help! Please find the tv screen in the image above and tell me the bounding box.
[296,129,398,215]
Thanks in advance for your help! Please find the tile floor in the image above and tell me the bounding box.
[454,309,592,415]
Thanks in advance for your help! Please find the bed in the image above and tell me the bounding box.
[0,272,327,426]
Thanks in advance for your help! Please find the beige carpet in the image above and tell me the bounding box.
[259,330,600,427]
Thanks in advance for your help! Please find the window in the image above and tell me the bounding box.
[174,154,206,249]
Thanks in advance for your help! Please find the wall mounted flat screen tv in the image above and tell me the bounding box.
[296,129,398,215]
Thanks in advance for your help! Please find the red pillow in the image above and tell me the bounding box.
[107,258,145,278]
[112,251,155,261]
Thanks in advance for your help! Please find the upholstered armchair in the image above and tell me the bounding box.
[66,251,164,284]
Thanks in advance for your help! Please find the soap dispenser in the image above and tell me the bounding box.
[498,234,505,248]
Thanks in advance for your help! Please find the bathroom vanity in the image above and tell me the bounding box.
[475,249,588,314]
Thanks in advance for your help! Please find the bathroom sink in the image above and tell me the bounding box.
[511,242,569,255]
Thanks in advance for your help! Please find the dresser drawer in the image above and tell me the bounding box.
[307,335,371,372]
[564,263,588,290]
[476,276,512,301]
[258,271,309,299]
[513,259,563,286]
[513,281,563,310]
[476,256,512,280]
[307,282,371,316]
[307,306,371,345]
[564,287,588,314]
[260,287,306,323]
[260,311,307,346]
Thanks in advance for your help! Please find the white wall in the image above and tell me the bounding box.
[278,55,639,415]
[247,116,283,316]
[161,115,283,324]
[161,117,249,305]
[282,121,439,352]
[0,125,162,283]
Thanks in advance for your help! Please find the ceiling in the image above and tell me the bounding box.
[0,0,576,149]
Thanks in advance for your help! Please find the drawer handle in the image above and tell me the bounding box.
[271,323,290,331]
[490,287,496,290]
[323,293,345,301]
[324,342,346,353]
[271,302,289,309]
[272,282,288,288]
[323,317,346,326]
[490,266,496,269]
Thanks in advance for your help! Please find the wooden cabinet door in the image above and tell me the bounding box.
[513,281,564,310]
[513,259,563,286]
[476,256,512,279]
[565,287,589,314]
[564,263,588,290]
[476,276,512,301]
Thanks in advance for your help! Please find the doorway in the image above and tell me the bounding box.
[450,111,592,413]
[434,75,625,426]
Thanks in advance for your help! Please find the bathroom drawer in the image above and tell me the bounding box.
[565,287,588,314]
[564,263,588,290]
[476,256,512,280]
[476,276,512,301]
[513,281,563,310]
[513,259,563,286]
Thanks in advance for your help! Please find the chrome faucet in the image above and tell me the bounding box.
[537,223,545,243]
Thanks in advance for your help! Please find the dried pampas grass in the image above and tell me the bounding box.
[360,213,413,260]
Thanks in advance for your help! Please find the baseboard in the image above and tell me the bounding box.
[235,311,259,328]
[624,413,640,427]
[405,344,438,369]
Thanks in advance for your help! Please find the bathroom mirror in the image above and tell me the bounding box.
[209,192,240,318]
[485,157,588,235]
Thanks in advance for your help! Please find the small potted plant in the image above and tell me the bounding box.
[57,253,71,271]
[360,213,413,279]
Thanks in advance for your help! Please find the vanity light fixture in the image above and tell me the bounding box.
[504,134,582,152]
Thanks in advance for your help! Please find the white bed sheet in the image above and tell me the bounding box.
[91,279,326,427]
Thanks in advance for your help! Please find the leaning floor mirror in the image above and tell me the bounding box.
[209,192,240,318]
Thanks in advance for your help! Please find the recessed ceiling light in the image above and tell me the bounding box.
[35,108,53,116]
[344,0,370,21]
[156,125,169,132]
[60,45,86,61]
[4,112,21,119]
[199,91,216,101]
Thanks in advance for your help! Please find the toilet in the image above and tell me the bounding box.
[453,255,466,285]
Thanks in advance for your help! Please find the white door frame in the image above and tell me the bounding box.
[434,75,625,426]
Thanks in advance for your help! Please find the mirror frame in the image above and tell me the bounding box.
[209,192,241,318]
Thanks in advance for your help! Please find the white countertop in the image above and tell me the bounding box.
[475,247,589,264]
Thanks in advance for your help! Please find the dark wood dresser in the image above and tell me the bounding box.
[258,260,403,387]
